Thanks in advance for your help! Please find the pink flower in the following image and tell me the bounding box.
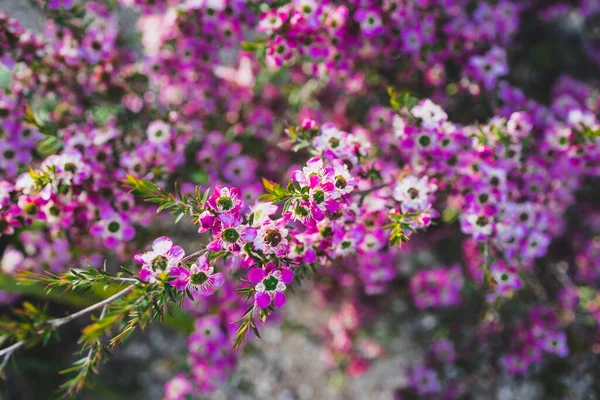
[170,255,224,296]
[90,207,135,247]
[164,374,192,400]
[248,267,294,308]
[207,185,244,214]
[135,236,185,283]
[207,212,256,253]
[17,195,47,224]
[253,219,289,257]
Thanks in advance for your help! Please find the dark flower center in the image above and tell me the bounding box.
[479,194,489,203]
[341,241,352,249]
[407,187,419,200]
[4,150,15,159]
[152,255,168,271]
[294,205,309,217]
[64,162,76,173]
[418,135,431,146]
[321,226,333,238]
[264,229,282,246]
[500,273,509,282]
[476,216,489,227]
[24,203,37,215]
[191,271,209,285]
[519,213,529,222]
[313,190,325,204]
[107,221,120,233]
[217,196,233,211]
[335,176,347,189]
[263,275,278,291]
[329,137,340,148]
[223,227,240,243]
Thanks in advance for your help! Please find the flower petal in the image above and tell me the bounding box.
[248,267,265,283]
[152,236,173,254]
[273,291,286,307]
[255,292,271,308]
[169,245,185,262]
[280,269,294,284]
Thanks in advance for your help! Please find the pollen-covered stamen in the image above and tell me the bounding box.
[264,229,282,246]
[217,196,233,211]
[263,275,279,291]
[190,271,209,285]
[151,255,168,271]
[222,227,240,243]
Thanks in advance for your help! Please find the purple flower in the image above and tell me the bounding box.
[135,236,185,283]
[248,267,294,308]
[207,212,256,253]
[170,255,224,296]
[207,185,244,214]
[164,374,192,400]
[90,207,135,247]
[253,219,289,257]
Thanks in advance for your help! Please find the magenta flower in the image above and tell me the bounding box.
[164,374,192,400]
[248,267,294,308]
[170,255,224,296]
[90,207,135,247]
[206,212,256,253]
[17,195,47,224]
[206,185,244,214]
[135,236,185,283]
[253,219,289,257]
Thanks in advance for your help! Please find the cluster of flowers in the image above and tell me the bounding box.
[255,0,519,93]
[1,0,600,398]
[409,265,464,309]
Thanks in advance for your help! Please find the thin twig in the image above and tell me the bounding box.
[181,249,209,263]
[82,304,108,361]
[50,285,134,328]
[0,285,134,363]
[0,340,25,361]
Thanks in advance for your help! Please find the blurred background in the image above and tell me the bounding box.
[1,1,600,399]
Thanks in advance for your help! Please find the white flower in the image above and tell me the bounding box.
[412,99,447,129]
[147,120,172,144]
[393,175,435,212]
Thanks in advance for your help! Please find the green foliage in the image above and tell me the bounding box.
[124,175,209,224]
[388,87,419,112]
